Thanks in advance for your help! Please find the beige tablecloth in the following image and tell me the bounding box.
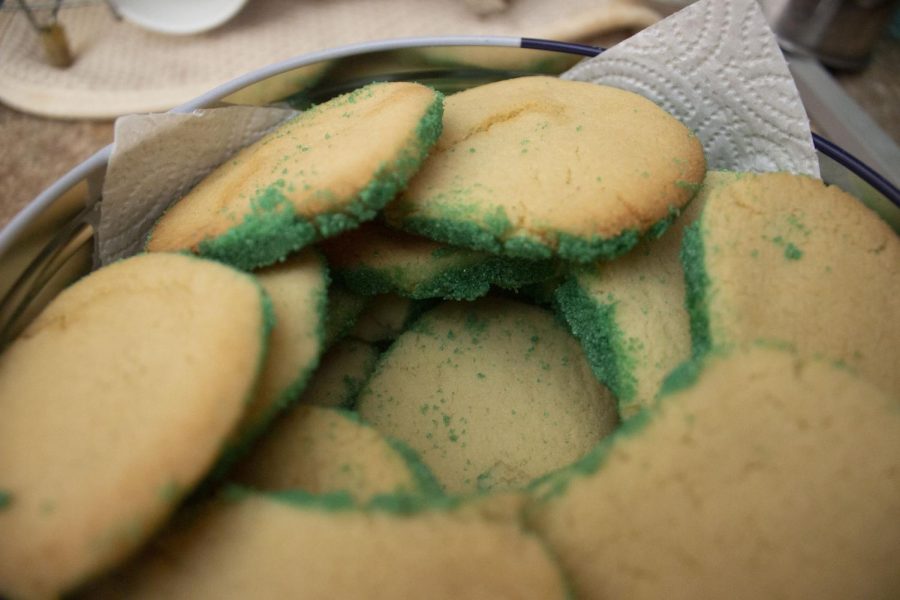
[0,0,658,119]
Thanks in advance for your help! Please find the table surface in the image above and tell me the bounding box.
[1,35,897,233]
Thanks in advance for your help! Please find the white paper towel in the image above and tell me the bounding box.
[97,0,819,265]
[98,106,295,264]
[563,0,819,176]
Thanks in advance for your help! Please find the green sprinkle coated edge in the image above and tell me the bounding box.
[680,221,713,358]
[225,484,461,516]
[326,407,445,498]
[396,211,679,264]
[189,88,445,271]
[210,256,330,482]
[385,437,445,497]
[527,406,654,503]
[333,255,558,301]
[554,277,637,409]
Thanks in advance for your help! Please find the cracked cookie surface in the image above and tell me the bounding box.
[386,76,705,263]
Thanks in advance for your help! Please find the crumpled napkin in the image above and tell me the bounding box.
[563,0,819,176]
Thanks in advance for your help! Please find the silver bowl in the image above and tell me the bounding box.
[1,36,898,348]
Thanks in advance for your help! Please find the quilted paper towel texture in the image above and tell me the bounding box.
[98,106,295,264]
[564,0,820,177]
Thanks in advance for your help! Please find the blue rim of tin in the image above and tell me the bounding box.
[521,37,602,57]
[811,132,900,207]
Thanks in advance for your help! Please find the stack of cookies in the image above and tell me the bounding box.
[1,76,898,599]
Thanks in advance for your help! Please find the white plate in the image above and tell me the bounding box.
[111,0,247,35]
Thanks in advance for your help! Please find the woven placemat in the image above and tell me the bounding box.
[0,0,659,119]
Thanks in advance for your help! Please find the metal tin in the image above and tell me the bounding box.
[0,37,898,348]
[759,0,900,70]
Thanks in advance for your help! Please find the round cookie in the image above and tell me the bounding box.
[528,345,900,599]
[81,491,571,599]
[357,297,619,494]
[147,82,444,270]
[232,406,441,502]
[230,249,328,445]
[681,171,900,396]
[385,76,705,263]
[0,253,272,599]
[297,338,379,409]
[321,220,558,300]
[554,174,712,418]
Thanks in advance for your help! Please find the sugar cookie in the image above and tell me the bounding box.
[148,82,444,270]
[82,491,570,599]
[555,174,712,417]
[0,253,271,598]
[386,76,705,262]
[231,249,327,444]
[357,297,618,494]
[529,345,900,599]
[232,406,441,501]
[682,172,900,396]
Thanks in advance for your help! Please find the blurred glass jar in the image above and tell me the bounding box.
[758,0,900,70]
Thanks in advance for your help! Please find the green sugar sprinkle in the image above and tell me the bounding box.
[386,438,445,497]
[675,179,703,193]
[366,492,459,515]
[229,483,457,516]
[333,252,557,302]
[680,221,712,358]
[0,490,11,509]
[554,278,637,406]
[786,213,810,235]
[503,235,554,260]
[528,406,654,502]
[766,232,805,262]
[784,243,804,260]
[197,186,317,271]
[484,206,512,236]
[557,230,640,263]
[396,203,679,264]
[657,356,704,397]
[179,87,445,271]
[646,205,682,241]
